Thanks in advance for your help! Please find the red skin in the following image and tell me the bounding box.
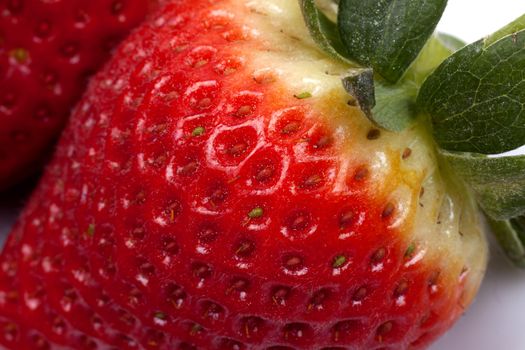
[0,1,468,349]
[0,0,154,189]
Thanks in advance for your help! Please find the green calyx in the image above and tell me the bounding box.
[300,0,455,132]
[337,0,447,83]
[299,1,525,267]
[440,151,525,221]
[418,28,525,154]
[419,15,525,267]
[487,216,525,268]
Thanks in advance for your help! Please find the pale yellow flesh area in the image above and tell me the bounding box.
[219,0,488,306]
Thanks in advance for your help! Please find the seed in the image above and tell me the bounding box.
[287,211,311,231]
[35,20,51,38]
[60,42,79,57]
[218,338,244,350]
[309,288,330,309]
[192,263,212,279]
[197,225,219,244]
[394,280,409,296]
[352,286,368,301]
[382,202,395,219]
[347,98,358,107]
[253,70,275,84]
[86,224,95,237]
[339,210,355,228]
[201,301,223,321]
[241,316,265,338]
[272,286,291,306]
[198,98,212,109]
[248,207,263,219]
[255,166,274,182]
[235,239,255,258]
[178,161,198,175]
[402,147,412,159]
[371,247,386,263]
[9,48,28,63]
[111,1,124,14]
[404,243,416,258]
[191,126,205,136]
[227,278,249,294]
[367,128,381,140]
[154,311,166,320]
[354,167,369,181]
[376,321,393,338]
[332,255,347,268]
[227,142,248,156]
[303,174,322,188]
[193,59,208,68]
[294,91,312,99]
[313,135,332,149]
[189,323,203,336]
[284,323,310,340]
[209,185,227,204]
[428,270,440,287]
[235,105,252,117]
[281,121,300,135]
[284,255,303,271]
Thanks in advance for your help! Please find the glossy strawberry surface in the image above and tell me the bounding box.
[0,0,487,349]
[0,0,152,189]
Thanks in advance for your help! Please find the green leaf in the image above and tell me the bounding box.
[441,150,525,220]
[418,30,525,154]
[404,33,465,86]
[437,32,466,52]
[338,0,448,83]
[372,80,418,131]
[487,216,525,268]
[341,68,375,118]
[316,0,339,22]
[485,14,525,47]
[299,0,356,65]
[341,70,418,131]
[354,33,463,132]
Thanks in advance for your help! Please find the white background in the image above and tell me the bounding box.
[2,1,525,349]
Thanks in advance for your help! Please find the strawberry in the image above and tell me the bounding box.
[0,0,155,190]
[4,0,525,349]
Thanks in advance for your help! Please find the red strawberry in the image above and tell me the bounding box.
[0,0,155,190]
[8,0,525,348]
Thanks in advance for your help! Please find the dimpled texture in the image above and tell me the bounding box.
[0,0,486,349]
[0,0,153,189]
